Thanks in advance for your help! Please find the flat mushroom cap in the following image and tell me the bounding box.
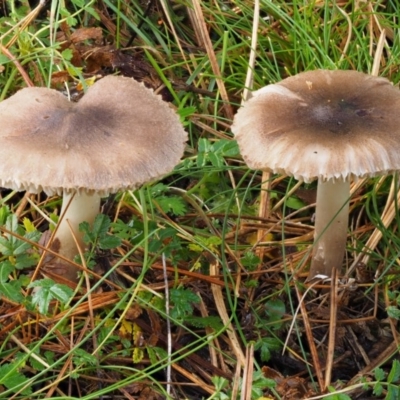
[0,76,187,195]
[232,70,400,182]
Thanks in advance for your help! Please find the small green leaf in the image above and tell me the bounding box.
[92,214,111,238]
[146,346,168,365]
[156,196,187,216]
[0,54,11,65]
[0,235,13,254]
[0,363,32,395]
[60,7,78,26]
[99,235,121,250]
[28,279,73,314]
[208,151,223,167]
[325,388,352,400]
[254,337,282,362]
[29,349,47,372]
[264,298,286,330]
[190,235,222,253]
[61,48,73,61]
[188,243,203,252]
[14,253,39,270]
[80,215,121,249]
[221,140,240,157]
[198,138,211,153]
[185,316,223,330]
[0,262,14,281]
[72,348,98,367]
[0,216,40,258]
[196,151,206,168]
[0,261,23,302]
[251,371,276,390]
[386,384,400,400]
[80,221,94,243]
[212,139,239,157]
[170,288,200,319]
[211,376,229,392]
[241,251,261,269]
[149,183,167,197]
[388,360,400,383]
[386,306,400,319]
[49,285,73,303]
[177,105,196,121]
[150,295,165,313]
[44,351,56,365]
[0,206,11,225]
[373,381,384,396]
[285,196,306,210]
[22,218,36,233]
[84,6,100,20]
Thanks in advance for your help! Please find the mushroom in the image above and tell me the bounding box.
[232,70,400,278]
[0,75,187,281]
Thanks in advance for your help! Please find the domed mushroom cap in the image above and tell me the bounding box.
[232,70,400,182]
[0,76,187,196]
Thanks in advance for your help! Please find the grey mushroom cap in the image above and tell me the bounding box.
[0,76,187,196]
[232,70,400,182]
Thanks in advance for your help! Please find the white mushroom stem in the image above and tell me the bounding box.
[309,179,350,278]
[53,192,101,281]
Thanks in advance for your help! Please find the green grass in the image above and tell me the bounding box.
[1,0,400,399]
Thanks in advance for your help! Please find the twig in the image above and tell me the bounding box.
[210,258,246,367]
[191,0,234,120]
[9,334,50,368]
[242,0,260,102]
[336,5,352,63]
[240,343,254,400]
[0,44,34,87]
[372,29,386,76]
[242,0,269,303]
[159,0,192,75]
[294,277,325,390]
[0,0,46,87]
[162,253,172,398]
[324,268,338,389]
